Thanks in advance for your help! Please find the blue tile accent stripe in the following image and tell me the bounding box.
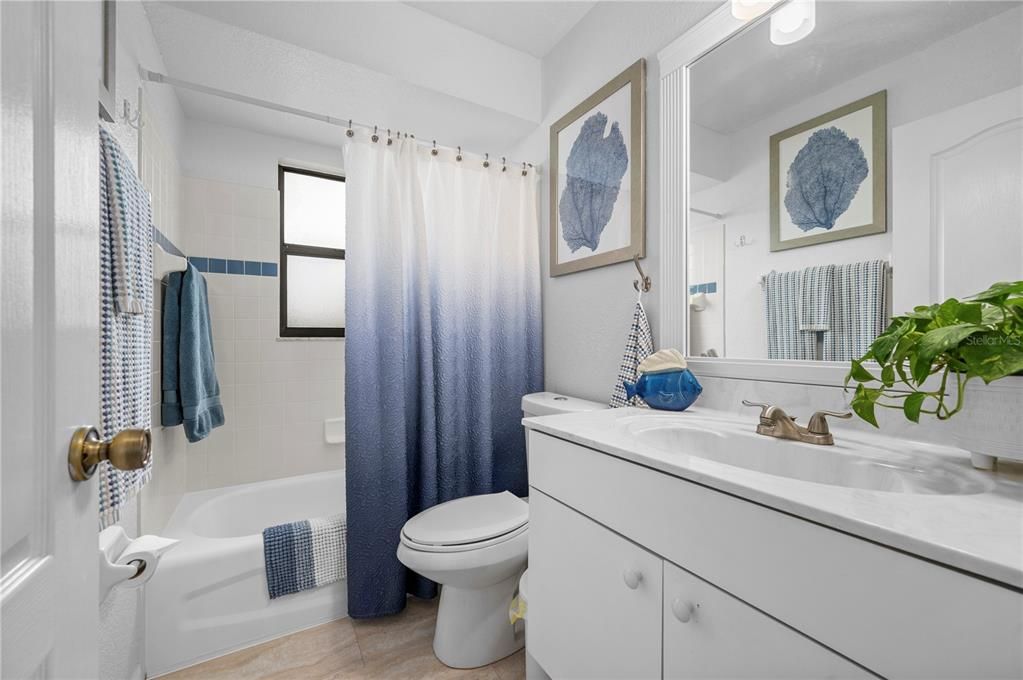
[688,281,718,295]
[154,226,278,277]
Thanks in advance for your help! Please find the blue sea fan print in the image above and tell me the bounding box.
[784,126,869,232]
[559,112,629,252]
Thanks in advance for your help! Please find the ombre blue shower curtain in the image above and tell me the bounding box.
[343,135,542,618]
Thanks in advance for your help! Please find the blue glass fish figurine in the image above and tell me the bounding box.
[622,349,703,412]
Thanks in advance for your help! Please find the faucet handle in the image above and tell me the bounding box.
[808,410,852,435]
[741,400,770,414]
[742,400,780,426]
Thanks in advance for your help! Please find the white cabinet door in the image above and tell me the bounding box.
[663,561,872,679]
[528,491,662,680]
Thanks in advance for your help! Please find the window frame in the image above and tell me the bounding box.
[278,165,346,338]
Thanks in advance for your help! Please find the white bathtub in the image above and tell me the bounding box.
[146,470,348,677]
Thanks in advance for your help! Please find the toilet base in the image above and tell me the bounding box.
[433,568,526,669]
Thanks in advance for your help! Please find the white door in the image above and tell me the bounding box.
[1,2,102,677]
[892,86,1022,313]
[528,491,662,680]
[663,561,871,679]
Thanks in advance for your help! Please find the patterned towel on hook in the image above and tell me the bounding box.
[98,126,153,528]
[609,301,653,408]
[263,514,348,599]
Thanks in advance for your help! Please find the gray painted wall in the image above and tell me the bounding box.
[511,2,717,403]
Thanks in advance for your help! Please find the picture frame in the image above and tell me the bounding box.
[769,90,887,252]
[549,59,646,276]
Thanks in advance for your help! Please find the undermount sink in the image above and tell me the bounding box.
[623,415,993,495]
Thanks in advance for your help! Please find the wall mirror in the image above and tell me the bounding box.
[659,0,1022,385]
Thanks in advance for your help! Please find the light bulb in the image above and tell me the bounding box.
[730,0,775,21]
[770,0,816,45]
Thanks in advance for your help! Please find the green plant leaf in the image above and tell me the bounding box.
[917,324,986,364]
[903,392,926,423]
[848,360,877,384]
[957,302,983,325]
[968,281,1023,302]
[881,364,895,387]
[851,385,879,428]
[961,338,1023,383]
[935,299,961,326]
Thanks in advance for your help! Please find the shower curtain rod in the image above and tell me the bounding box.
[139,67,538,173]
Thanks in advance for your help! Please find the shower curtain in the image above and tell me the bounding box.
[344,135,543,618]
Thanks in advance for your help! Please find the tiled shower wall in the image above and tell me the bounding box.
[176,175,345,492]
[138,110,188,535]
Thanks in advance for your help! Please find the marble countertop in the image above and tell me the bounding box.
[523,406,1023,589]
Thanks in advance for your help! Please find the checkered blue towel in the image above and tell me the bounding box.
[798,264,835,332]
[764,270,816,361]
[263,514,348,599]
[824,260,890,361]
[610,301,653,408]
[98,127,153,528]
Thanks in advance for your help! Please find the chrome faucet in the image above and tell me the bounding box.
[742,400,852,446]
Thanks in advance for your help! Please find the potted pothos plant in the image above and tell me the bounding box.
[846,280,1023,469]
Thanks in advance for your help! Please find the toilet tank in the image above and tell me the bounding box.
[521,392,606,418]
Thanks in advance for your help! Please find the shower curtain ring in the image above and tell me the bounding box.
[346,119,354,138]
[456,146,462,162]
[501,156,507,172]
[521,162,528,177]
[483,153,490,169]
[387,129,393,146]
[371,126,379,143]
[431,140,438,156]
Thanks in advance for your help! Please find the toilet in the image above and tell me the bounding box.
[396,392,605,669]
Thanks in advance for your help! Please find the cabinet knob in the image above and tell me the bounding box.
[622,568,643,590]
[672,597,694,623]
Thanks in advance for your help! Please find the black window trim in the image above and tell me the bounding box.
[279,165,346,338]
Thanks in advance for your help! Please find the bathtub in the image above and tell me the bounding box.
[146,470,348,677]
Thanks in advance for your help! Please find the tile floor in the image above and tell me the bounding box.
[160,597,525,680]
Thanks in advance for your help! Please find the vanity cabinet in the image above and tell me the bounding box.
[529,491,662,679]
[526,430,1023,679]
[662,561,868,679]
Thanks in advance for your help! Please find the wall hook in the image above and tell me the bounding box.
[121,99,143,130]
[632,254,652,293]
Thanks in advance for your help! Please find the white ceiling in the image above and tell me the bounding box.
[406,2,596,58]
[691,1,1020,134]
[143,2,543,153]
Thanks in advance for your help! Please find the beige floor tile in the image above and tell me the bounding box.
[490,650,526,680]
[157,597,522,680]
[160,618,364,680]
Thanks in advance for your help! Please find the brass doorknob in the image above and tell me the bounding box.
[67,427,151,481]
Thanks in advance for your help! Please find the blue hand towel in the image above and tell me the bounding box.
[162,263,224,442]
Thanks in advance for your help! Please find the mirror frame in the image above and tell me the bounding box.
[657,0,860,388]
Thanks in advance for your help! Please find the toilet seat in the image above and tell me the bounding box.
[401,522,527,553]
[400,491,528,553]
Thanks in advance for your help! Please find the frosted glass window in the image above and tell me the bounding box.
[279,166,345,337]
[282,171,345,249]
[285,256,345,328]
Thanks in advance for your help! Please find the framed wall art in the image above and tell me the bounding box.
[770,90,887,252]
[550,59,646,276]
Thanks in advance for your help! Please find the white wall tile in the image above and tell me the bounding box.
[166,175,346,492]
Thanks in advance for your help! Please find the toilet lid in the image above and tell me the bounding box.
[402,491,528,547]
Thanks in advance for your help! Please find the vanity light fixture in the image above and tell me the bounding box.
[770,0,816,45]
[730,0,774,20]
